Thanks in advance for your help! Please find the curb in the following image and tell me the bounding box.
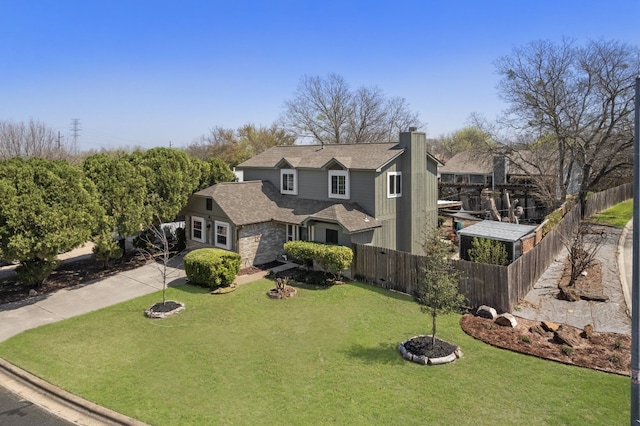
[617,220,632,317]
[0,357,148,426]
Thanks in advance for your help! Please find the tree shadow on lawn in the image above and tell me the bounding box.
[347,281,414,302]
[343,342,407,365]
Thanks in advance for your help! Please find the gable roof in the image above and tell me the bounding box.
[439,151,493,174]
[237,143,403,171]
[195,180,380,233]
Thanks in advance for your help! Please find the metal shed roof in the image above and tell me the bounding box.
[457,220,536,242]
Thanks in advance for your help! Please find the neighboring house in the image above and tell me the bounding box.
[182,130,441,267]
[457,220,537,263]
[438,151,560,221]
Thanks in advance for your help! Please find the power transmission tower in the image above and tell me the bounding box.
[70,118,81,147]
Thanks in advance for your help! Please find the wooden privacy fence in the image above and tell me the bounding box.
[352,182,632,313]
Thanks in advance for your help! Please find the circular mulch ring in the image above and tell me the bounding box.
[399,335,462,365]
[145,300,184,319]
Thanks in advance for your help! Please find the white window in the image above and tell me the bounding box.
[280,169,297,195]
[214,220,231,250]
[286,224,299,241]
[191,216,205,243]
[328,170,349,199]
[387,172,402,198]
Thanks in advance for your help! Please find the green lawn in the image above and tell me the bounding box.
[0,280,629,425]
[589,199,633,228]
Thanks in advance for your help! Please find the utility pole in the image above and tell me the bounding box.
[632,76,639,425]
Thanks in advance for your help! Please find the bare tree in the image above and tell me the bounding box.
[493,39,639,211]
[559,221,606,300]
[137,223,184,304]
[281,73,422,144]
[0,119,77,161]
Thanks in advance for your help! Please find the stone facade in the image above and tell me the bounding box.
[238,222,286,268]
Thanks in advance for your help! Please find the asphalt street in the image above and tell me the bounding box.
[0,386,73,426]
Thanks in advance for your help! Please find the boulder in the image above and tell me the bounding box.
[554,325,581,348]
[581,324,594,339]
[541,321,560,332]
[28,289,38,297]
[495,313,517,328]
[476,305,497,320]
[529,324,547,337]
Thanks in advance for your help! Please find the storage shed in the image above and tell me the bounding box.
[457,220,537,263]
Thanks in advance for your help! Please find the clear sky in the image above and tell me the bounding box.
[1,1,638,151]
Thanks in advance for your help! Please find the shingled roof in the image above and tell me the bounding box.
[195,181,380,233]
[237,143,403,171]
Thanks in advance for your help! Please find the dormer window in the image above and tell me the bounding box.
[280,168,297,195]
[387,172,402,198]
[328,170,349,199]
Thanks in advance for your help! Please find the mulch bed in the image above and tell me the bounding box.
[460,314,630,376]
[0,253,149,305]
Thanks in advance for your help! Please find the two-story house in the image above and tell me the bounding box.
[182,130,441,267]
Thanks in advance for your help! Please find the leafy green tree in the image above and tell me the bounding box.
[83,153,151,237]
[130,148,202,223]
[0,158,103,285]
[196,156,236,190]
[467,237,509,266]
[416,229,465,346]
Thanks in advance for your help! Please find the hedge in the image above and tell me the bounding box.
[184,248,241,289]
[284,241,353,280]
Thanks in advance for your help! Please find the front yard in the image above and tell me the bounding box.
[0,280,629,425]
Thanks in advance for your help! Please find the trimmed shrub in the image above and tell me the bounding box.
[284,241,353,280]
[184,248,241,289]
[283,241,316,267]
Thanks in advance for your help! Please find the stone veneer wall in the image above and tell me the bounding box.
[238,222,286,268]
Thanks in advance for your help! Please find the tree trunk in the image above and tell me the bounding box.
[431,312,437,347]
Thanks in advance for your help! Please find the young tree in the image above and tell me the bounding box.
[137,223,180,304]
[281,73,421,144]
[494,39,639,210]
[0,158,103,285]
[416,230,465,346]
[561,221,605,290]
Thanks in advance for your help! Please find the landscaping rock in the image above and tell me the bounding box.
[554,325,581,348]
[476,305,497,320]
[529,324,547,337]
[582,324,594,339]
[28,289,38,297]
[495,313,517,328]
[542,321,560,332]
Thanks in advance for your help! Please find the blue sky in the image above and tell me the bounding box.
[1,1,638,151]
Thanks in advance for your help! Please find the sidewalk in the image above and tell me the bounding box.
[514,223,632,335]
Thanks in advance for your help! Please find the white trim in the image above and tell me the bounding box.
[286,224,299,241]
[387,171,402,198]
[191,216,206,243]
[328,170,349,199]
[214,220,231,250]
[280,168,297,195]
